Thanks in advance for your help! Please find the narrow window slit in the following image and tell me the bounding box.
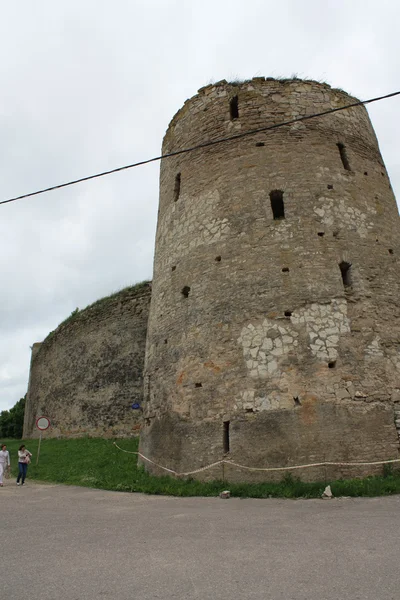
[223,421,230,453]
[339,261,352,288]
[173,173,181,201]
[337,143,351,171]
[215,256,222,262]
[284,310,292,317]
[282,267,290,272]
[230,96,239,120]
[364,172,368,176]
[328,361,336,369]
[318,232,325,237]
[181,286,190,298]
[195,382,202,388]
[389,249,394,255]
[293,396,301,406]
[327,184,333,189]
[171,265,176,271]
[270,190,285,220]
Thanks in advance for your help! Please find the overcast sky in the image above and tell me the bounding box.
[0,0,399,411]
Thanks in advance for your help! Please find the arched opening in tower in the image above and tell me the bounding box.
[229,96,239,120]
[270,190,285,220]
[339,261,352,288]
[173,173,181,201]
[223,421,230,453]
[337,143,351,171]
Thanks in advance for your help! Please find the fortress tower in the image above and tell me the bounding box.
[24,283,151,439]
[140,78,400,481]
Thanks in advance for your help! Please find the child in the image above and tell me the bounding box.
[17,445,32,486]
[0,444,11,487]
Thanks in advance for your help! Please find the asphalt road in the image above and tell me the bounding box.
[1,482,399,600]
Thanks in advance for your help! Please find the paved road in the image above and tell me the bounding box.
[1,482,399,600]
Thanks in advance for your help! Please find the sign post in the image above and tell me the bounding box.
[35,416,50,465]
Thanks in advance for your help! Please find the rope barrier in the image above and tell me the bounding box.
[113,442,400,477]
[226,457,400,472]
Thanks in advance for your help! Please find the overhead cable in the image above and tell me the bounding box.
[1,89,399,207]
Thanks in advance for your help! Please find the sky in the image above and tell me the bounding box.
[0,0,399,411]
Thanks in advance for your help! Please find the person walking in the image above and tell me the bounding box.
[0,444,11,487]
[16,444,32,486]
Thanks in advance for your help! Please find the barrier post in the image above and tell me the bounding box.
[36,434,42,466]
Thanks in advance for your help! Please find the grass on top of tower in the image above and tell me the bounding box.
[2,437,400,499]
[200,76,354,99]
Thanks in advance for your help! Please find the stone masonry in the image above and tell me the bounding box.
[23,283,151,438]
[140,77,400,482]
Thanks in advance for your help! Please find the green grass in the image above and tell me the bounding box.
[2,437,400,498]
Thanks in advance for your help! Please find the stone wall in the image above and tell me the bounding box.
[23,282,151,438]
[140,77,400,481]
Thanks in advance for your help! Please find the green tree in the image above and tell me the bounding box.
[0,396,26,438]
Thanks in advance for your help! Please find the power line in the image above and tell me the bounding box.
[1,89,399,208]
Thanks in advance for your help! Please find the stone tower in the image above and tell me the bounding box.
[140,78,400,482]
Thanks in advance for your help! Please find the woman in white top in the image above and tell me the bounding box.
[0,444,11,487]
[16,445,32,486]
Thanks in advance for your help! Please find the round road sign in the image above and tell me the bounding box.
[36,416,50,431]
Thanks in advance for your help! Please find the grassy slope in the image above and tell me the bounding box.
[2,437,400,498]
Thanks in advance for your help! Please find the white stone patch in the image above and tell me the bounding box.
[291,299,350,362]
[269,219,294,240]
[157,190,231,269]
[314,198,375,238]
[239,301,350,376]
[365,336,384,358]
[315,166,331,179]
[235,389,285,412]
[390,354,400,372]
[238,319,298,379]
[316,165,353,184]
